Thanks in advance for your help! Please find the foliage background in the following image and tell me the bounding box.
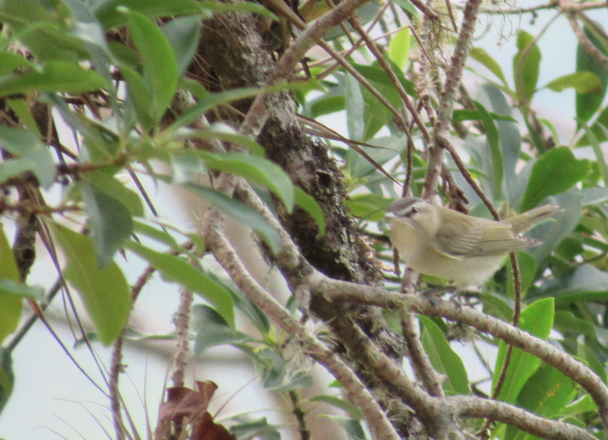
[1,0,608,439]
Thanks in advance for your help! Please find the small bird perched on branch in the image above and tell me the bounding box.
[386,197,562,288]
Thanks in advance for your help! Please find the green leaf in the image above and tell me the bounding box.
[513,30,541,103]
[229,417,282,440]
[192,305,249,354]
[473,100,502,199]
[576,105,608,147]
[546,72,602,94]
[80,181,133,268]
[310,395,364,420]
[0,224,22,345]
[0,126,55,188]
[294,187,326,235]
[493,298,554,403]
[347,194,392,221]
[120,65,154,130]
[196,151,294,211]
[419,316,470,395]
[507,251,537,299]
[127,241,235,327]
[529,264,608,306]
[557,395,597,417]
[520,147,589,212]
[0,61,106,98]
[345,73,365,141]
[126,10,178,123]
[320,416,367,440]
[482,292,513,322]
[351,62,417,97]
[388,27,410,70]
[470,47,507,85]
[577,342,607,384]
[0,53,33,77]
[0,348,14,414]
[169,123,265,156]
[95,0,202,29]
[576,26,608,123]
[161,16,201,80]
[505,363,577,440]
[554,311,596,338]
[170,87,262,130]
[183,183,282,253]
[83,172,144,216]
[198,1,276,18]
[52,224,131,345]
[0,280,44,300]
[578,118,608,185]
[0,0,88,61]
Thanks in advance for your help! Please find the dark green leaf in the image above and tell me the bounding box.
[294,187,326,235]
[521,147,589,212]
[83,171,143,216]
[120,65,154,130]
[310,395,364,419]
[0,348,14,414]
[473,100,502,199]
[229,417,281,440]
[577,342,607,384]
[162,16,201,80]
[95,0,202,29]
[578,118,608,185]
[527,191,583,264]
[0,126,55,188]
[576,106,608,147]
[197,151,294,210]
[127,241,235,326]
[0,225,22,345]
[52,224,131,345]
[419,316,471,395]
[0,61,106,97]
[126,10,178,123]
[546,72,602,94]
[576,26,608,123]
[170,87,262,130]
[345,73,365,141]
[529,264,608,306]
[183,183,282,253]
[554,311,596,338]
[321,416,367,440]
[80,181,133,268]
[198,1,277,19]
[351,62,417,97]
[192,305,249,354]
[452,110,516,124]
[513,31,541,103]
[169,123,265,156]
[0,0,88,61]
[482,292,513,322]
[494,298,554,403]
[508,251,537,299]
[470,47,507,85]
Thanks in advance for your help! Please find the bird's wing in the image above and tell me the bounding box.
[434,213,484,258]
[466,220,538,256]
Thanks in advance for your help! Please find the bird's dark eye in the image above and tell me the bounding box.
[410,207,418,215]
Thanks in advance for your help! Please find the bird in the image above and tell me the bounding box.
[385,197,562,288]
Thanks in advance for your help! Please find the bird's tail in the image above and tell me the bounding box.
[506,205,563,233]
